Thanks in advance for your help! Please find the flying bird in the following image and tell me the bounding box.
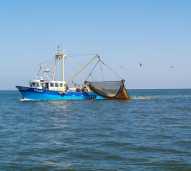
[170,65,175,69]
[139,63,143,68]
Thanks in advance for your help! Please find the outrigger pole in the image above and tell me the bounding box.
[69,54,100,83]
[69,54,123,83]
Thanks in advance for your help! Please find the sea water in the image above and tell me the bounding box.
[0,90,191,171]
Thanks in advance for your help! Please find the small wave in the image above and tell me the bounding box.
[131,96,155,100]
[131,94,191,100]
[20,98,35,102]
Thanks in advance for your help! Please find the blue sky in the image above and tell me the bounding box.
[0,0,191,89]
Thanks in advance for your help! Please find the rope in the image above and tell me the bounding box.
[85,60,100,81]
[99,59,123,79]
[99,61,104,81]
[69,54,123,83]
[69,56,98,82]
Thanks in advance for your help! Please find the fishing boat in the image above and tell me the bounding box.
[16,48,129,101]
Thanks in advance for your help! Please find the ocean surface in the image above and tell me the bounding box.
[0,89,191,171]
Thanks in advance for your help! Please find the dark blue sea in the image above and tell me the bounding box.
[1,89,191,171]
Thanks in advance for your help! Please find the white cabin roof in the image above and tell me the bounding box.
[30,80,66,84]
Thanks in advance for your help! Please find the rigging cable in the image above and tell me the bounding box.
[69,55,98,83]
[99,58,123,80]
[85,60,100,81]
[99,61,104,81]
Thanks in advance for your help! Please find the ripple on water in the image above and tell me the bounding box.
[0,90,191,170]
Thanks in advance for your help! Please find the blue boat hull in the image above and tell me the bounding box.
[16,86,105,101]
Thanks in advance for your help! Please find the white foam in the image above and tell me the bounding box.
[20,98,34,102]
[131,96,154,100]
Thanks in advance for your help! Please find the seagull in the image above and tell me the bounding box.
[170,65,175,69]
[139,63,143,68]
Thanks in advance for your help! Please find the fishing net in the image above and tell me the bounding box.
[85,80,129,99]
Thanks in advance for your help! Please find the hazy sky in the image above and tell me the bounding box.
[0,0,191,89]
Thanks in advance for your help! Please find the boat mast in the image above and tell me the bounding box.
[55,46,66,82]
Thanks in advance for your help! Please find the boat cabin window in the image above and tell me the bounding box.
[55,83,58,87]
[41,83,44,87]
[45,83,49,89]
[49,82,63,88]
[30,82,34,87]
[32,83,36,87]
[30,82,40,87]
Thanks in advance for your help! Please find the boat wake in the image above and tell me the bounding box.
[20,98,35,102]
[131,94,191,100]
[131,96,154,100]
